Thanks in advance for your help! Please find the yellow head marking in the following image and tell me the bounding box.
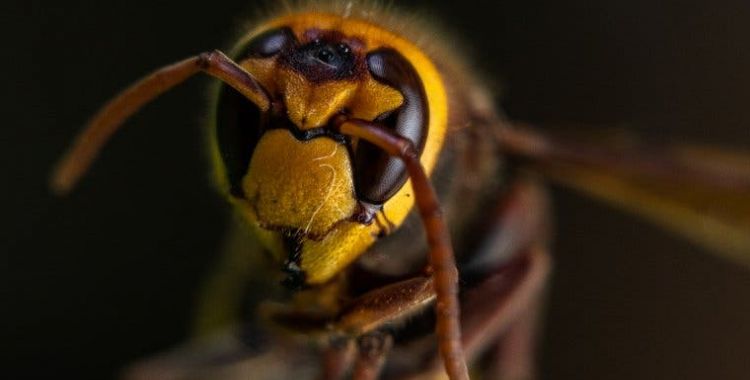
[279,68,358,129]
[243,129,355,237]
[241,60,404,130]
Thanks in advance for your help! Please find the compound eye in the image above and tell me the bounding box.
[245,27,297,58]
[354,49,429,204]
[215,83,263,198]
[214,28,299,197]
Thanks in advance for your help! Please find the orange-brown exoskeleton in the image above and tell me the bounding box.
[52,2,750,380]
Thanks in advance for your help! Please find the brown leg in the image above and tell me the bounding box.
[461,179,550,380]
[335,276,435,336]
[334,117,468,380]
[315,332,394,380]
[461,248,551,361]
[331,249,549,380]
[406,247,550,380]
[462,177,550,274]
[352,332,394,380]
[318,338,356,380]
[331,176,550,380]
[51,50,269,194]
[479,245,548,380]
[486,291,545,380]
[306,277,435,380]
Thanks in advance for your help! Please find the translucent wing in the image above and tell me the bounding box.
[496,124,750,269]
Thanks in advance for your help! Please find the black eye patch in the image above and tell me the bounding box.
[353,48,429,205]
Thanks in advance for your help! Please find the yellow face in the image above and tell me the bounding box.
[210,13,449,286]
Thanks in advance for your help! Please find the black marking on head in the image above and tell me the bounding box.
[265,114,349,144]
[280,30,363,83]
[286,40,356,81]
[354,48,429,204]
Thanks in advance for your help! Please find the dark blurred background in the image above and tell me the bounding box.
[5,0,750,379]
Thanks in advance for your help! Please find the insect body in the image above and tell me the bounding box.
[53,2,750,380]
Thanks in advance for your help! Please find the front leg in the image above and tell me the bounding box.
[314,276,436,380]
[318,338,356,380]
[398,247,551,380]
[353,332,394,380]
[336,276,436,336]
